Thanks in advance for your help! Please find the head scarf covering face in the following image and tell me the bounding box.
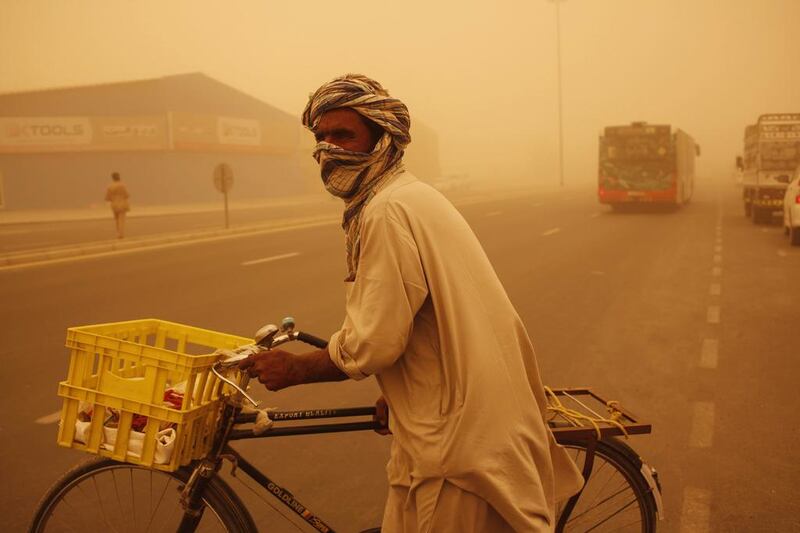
[313,133,394,198]
[302,74,412,281]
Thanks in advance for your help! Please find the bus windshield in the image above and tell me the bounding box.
[602,135,671,163]
[599,132,674,191]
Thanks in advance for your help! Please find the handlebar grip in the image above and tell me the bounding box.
[296,331,329,349]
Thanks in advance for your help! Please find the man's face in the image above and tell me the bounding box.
[313,108,381,153]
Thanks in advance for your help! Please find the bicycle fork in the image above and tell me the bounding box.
[177,400,241,532]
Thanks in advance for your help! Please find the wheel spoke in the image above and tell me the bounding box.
[558,440,655,533]
[54,493,92,533]
[130,467,137,532]
[32,462,239,533]
[111,469,126,532]
[145,469,173,533]
[89,474,121,533]
[581,498,639,533]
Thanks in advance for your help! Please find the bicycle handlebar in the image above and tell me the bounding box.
[212,318,329,407]
[295,331,328,349]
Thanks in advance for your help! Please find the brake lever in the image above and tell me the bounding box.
[212,363,260,407]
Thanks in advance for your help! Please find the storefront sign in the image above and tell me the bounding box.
[0,117,92,149]
[218,116,261,146]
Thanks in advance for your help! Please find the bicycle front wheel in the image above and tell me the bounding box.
[29,457,257,533]
[556,438,659,533]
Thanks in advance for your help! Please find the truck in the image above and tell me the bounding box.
[740,113,800,224]
[598,122,699,209]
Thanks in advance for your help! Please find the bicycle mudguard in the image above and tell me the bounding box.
[606,438,664,521]
[640,461,665,520]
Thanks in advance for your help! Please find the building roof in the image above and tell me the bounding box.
[0,72,297,123]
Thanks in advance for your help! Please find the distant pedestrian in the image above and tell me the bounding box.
[105,172,130,239]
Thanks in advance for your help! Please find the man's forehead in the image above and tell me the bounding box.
[315,108,362,129]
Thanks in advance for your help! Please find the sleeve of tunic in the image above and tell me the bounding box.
[328,202,429,380]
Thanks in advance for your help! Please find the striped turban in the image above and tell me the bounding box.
[302,74,412,280]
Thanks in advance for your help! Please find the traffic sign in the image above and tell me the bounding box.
[213,163,234,193]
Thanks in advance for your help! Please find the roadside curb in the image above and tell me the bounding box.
[0,194,334,226]
[0,215,339,269]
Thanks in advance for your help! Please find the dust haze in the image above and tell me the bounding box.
[1,0,798,195]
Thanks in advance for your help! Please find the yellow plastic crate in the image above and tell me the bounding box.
[57,319,252,471]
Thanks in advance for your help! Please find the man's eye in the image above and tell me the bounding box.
[332,130,354,139]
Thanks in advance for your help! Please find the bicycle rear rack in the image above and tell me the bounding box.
[546,387,651,440]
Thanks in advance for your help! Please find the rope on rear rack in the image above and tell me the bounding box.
[544,386,629,439]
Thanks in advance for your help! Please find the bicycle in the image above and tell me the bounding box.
[29,318,663,532]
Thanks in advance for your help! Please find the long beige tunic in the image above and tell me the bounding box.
[105,181,130,213]
[328,172,583,531]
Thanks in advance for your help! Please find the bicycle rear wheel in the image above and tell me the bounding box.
[29,457,257,533]
[556,438,659,533]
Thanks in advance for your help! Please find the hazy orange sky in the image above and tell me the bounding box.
[2,0,798,185]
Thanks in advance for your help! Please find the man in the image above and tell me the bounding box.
[105,171,130,239]
[241,74,583,532]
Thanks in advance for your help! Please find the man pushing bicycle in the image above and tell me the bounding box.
[240,74,583,532]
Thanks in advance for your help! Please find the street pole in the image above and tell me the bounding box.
[548,0,566,187]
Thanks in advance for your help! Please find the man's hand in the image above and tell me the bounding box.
[238,347,349,391]
[239,349,299,391]
[374,396,392,435]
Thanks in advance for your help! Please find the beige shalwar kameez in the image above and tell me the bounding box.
[328,172,584,533]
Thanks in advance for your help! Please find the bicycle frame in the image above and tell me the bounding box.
[177,376,657,533]
[178,401,384,533]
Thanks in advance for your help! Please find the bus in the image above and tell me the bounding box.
[598,122,699,209]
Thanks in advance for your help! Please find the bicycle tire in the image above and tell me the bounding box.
[29,457,257,533]
[556,437,658,533]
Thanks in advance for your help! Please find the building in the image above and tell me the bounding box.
[0,73,441,210]
[0,73,314,210]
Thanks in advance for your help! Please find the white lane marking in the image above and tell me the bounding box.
[241,252,300,267]
[707,306,720,324]
[688,401,715,448]
[590,270,605,275]
[713,254,722,263]
[778,249,787,257]
[714,245,722,253]
[590,212,601,218]
[541,228,561,236]
[485,211,503,217]
[709,283,721,296]
[711,266,722,277]
[680,486,712,533]
[35,410,62,425]
[700,339,719,369]
[0,219,336,273]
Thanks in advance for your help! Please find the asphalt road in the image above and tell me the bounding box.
[1,179,798,532]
